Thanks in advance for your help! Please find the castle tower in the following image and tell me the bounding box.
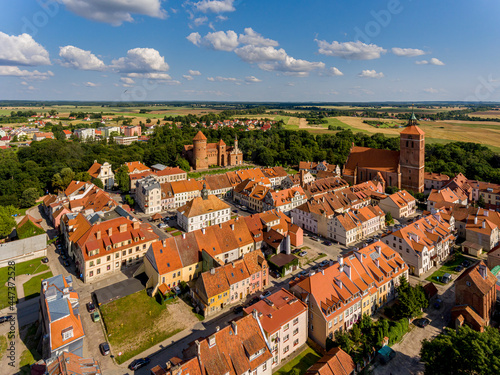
[193,131,208,170]
[399,111,425,193]
[217,139,226,166]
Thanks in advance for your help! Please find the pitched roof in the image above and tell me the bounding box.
[193,130,207,141]
[344,146,400,174]
[400,124,425,136]
[124,161,150,174]
[146,240,183,276]
[177,195,229,218]
[45,352,102,375]
[87,161,102,178]
[455,261,496,296]
[305,347,355,375]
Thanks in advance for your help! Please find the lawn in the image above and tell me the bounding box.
[426,253,466,285]
[23,271,53,300]
[274,346,321,375]
[0,335,6,360]
[0,257,49,309]
[170,231,182,237]
[187,165,253,179]
[19,322,41,375]
[165,227,177,232]
[100,290,184,364]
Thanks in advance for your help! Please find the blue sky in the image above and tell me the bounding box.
[0,0,499,102]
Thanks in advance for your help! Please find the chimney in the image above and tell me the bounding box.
[216,326,220,332]
[107,227,112,236]
[485,210,489,217]
[231,321,238,335]
[474,216,478,224]
[230,224,235,231]
[482,220,486,229]
[375,246,382,255]
[119,223,127,233]
[344,265,351,280]
[133,221,140,229]
[210,268,215,275]
[208,334,216,347]
[182,233,186,239]
[96,230,101,240]
[321,269,324,275]
[201,228,206,234]
[335,278,343,289]
[162,239,167,246]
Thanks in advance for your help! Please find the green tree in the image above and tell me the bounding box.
[393,276,428,319]
[0,206,16,238]
[385,212,394,225]
[91,177,104,189]
[421,326,500,375]
[177,157,191,172]
[20,187,40,208]
[75,172,92,182]
[52,167,75,192]
[115,165,130,192]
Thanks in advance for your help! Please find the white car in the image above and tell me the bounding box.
[260,291,272,299]
[299,251,307,257]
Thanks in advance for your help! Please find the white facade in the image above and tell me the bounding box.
[136,176,162,214]
[177,205,231,232]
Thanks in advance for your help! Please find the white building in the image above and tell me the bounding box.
[74,128,96,141]
[136,175,162,214]
[177,185,231,232]
[87,161,114,189]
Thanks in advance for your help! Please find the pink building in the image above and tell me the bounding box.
[123,125,141,137]
[243,250,270,291]
[244,288,308,368]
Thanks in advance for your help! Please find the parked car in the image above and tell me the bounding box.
[299,251,307,257]
[292,248,301,254]
[61,254,68,260]
[413,318,430,328]
[232,209,238,213]
[462,259,471,267]
[298,270,308,277]
[366,238,375,244]
[454,265,464,272]
[86,302,96,313]
[41,257,49,263]
[233,305,244,314]
[320,260,330,267]
[92,311,100,322]
[99,342,110,356]
[248,297,260,306]
[433,298,442,309]
[323,241,332,246]
[270,270,281,279]
[260,291,272,299]
[128,357,151,371]
[0,315,13,324]
[63,260,70,267]
[441,273,452,284]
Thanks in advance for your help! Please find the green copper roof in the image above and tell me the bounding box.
[410,112,417,120]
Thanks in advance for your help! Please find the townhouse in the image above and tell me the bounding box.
[382,212,455,275]
[244,289,308,369]
[261,166,289,188]
[424,172,450,193]
[469,180,500,210]
[191,250,268,317]
[170,179,205,208]
[355,205,386,238]
[234,179,271,212]
[427,187,462,211]
[263,186,307,214]
[180,313,273,375]
[41,352,102,374]
[125,161,151,175]
[329,211,363,246]
[153,166,187,184]
[73,216,159,283]
[305,347,355,375]
[203,173,233,198]
[303,176,350,199]
[136,175,162,214]
[87,160,114,189]
[33,132,54,141]
[281,170,316,189]
[299,161,341,176]
[176,185,231,232]
[290,242,408,348]
[38,274,84,362]
[378,190,416,219]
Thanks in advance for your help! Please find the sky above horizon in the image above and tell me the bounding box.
[0,0,499,102]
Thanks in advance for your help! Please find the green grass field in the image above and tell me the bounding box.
[274,346,321,375]
[0,335,7,361]
[0,257,49,309]
[19,322,41,375]
[23,271,53,300]
[100,290,183,364]
[426,253,466,285]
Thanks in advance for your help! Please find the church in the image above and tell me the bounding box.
[183,131,244,170]
[342,113,425,193]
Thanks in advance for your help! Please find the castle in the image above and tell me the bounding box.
[343,113,425,193]
[183,131,244,170]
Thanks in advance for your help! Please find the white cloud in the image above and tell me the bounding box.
[112,48,169,73]
[358,69,384,79]
[415,58,445,66]
[238,28,278,47]
[194,0,235,13]
[187,30,239,51]
[391,47,426,57]
[27,85,36,91]
[216,15,228,21]
[234,45,287,63]
[193,16,208,27]
[188,70,201,76]
[430,57,445,66]
[316,40,386,60]
[259,56,325,77]
[423,87,438,93]
[207,76,238,82]
[286,82,295,86]
[245,76,262,83]
[126,72,173,80]
[183,75,194,80]
[20,81,28,85]
[0,33,50,66]
[0,66,54,80]
[325,67,344,76]
[58,45,106,70]
[120,77,135,84]
[84,81,99,87]
[56,0,166,26]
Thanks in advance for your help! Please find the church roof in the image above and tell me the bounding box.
[193,130,207,141]
[344,146,400,174]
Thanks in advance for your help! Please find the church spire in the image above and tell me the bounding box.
[409,104,417,126]
[201,182,208,200]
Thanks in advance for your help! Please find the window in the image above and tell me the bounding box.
[128,248,132,254]
[283,334,289,342]
[89,261,94,267]
[97,268,101,274]
[115,262,119,267]
[293,317,299,325]
[107,255,111,261]
[97,258,101,265]
[107,265,110,271]
[115,253,119,258]
[328,321,332,328]
[293,338,299,347]
[89,271,93,277]
[283,346,289,354]
[263,362,267,371]
[293,328,299,336]
[284,323,289,331]
[122,250,126,256]
[62,329,73,341]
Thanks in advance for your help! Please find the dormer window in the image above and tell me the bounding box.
[62,326,74,341]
